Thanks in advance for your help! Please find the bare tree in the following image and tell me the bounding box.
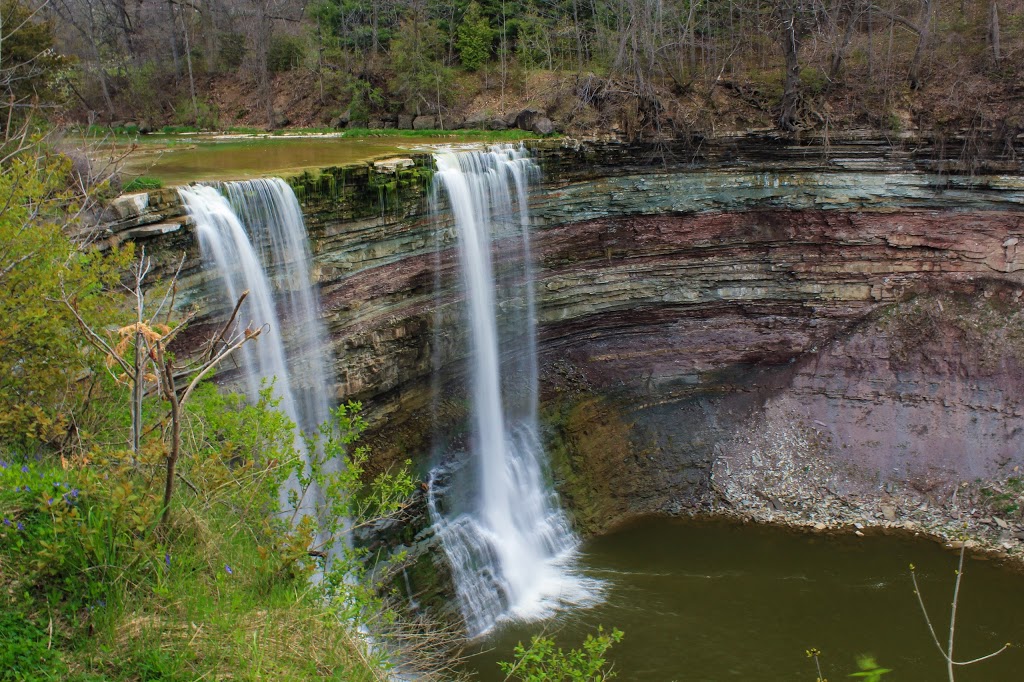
[988,0,1001,63]
[63,249,262,527]
[777,0,804,131]
[907,0,936,90]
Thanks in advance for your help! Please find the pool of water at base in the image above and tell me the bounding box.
[463,517,1024,681]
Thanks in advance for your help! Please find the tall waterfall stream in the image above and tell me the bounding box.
[178,179,335,544]
[427,146,601,637]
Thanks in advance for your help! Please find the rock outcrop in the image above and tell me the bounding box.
[100,137,1024,531]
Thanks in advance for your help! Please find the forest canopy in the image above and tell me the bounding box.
[16,0,1023,138]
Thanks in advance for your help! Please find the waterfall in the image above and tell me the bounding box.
[428,146,600,637]
[178,178,334,526]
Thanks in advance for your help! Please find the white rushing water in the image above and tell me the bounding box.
[428,146,600,637]
[178,178,334,530]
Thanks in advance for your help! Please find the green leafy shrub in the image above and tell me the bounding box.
[0,150,132,446]
[268,34,305,72]
[172,97,220,130]
[217,32,247,70]
[0,454,162,614]
[800,67,830,96]
[499,626,624,681]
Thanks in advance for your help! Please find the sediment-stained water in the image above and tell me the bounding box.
[468,517,1024,681]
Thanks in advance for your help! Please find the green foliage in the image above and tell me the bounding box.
[849,655,892,682]
[0,387,414,680]
[0,453,162,614]
[122,176,163,192]
[122,63,163,123]
[0,146,132,447]
[456,2,494,71]
[800,67,830,97]
[346,78,385,125]
[0,611,65,681]
[0,0,67,109]
[172,97,220,130]
[388,17,453,113]
[268,34,306,72]
[499,626,624,681]
[217,32,247,70]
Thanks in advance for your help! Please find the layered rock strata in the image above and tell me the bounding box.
[101,139,1024,532]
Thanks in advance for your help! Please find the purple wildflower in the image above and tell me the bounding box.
[20,465,28,473]
[70,489,79,498]
[165,553,171,568]
[224,564,233,575]
[2,518,10,526]
[46,498,53,506]
[16,522,24,531]
[0,460,7,469]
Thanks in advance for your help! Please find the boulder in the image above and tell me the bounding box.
[373,158,415,173]
[514,108,545,131]
[487,118,508,131]
[137,121,153,135]
[398,114,414,130]
[368,119,385,129]
[379,112,399,124]
[530,116,555,135]
[413,115,437,130]
[329,110,351,129]
[443,115,466,130]
[465,112,489,129]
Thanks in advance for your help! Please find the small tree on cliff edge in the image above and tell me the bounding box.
[63,249,261,528]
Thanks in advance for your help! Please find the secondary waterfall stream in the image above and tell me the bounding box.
[178,178,334,537]
[428,146,600,636]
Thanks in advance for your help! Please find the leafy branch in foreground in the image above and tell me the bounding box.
[805,649,891,682]
[499,626,624,682]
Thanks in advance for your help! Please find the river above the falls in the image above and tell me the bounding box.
[464,517,1024,681]
[111,133,532,184]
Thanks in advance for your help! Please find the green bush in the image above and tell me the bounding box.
[217,32,246,70]
[0,150,132,446]
[267,34,305,72]
[0,454,162,614]
[172,97,219,130]
[499,626,624,681]
[0,386,415,680]
[799,67,829,97]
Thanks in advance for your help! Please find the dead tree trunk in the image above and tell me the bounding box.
[908,0,935,90]
[778,2,802,132]
[989,0,1001,63]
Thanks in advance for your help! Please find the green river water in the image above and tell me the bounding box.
[466,517,1024,681]
[114,134,514,184]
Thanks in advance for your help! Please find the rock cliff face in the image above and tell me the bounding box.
[103,138,1024,531]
